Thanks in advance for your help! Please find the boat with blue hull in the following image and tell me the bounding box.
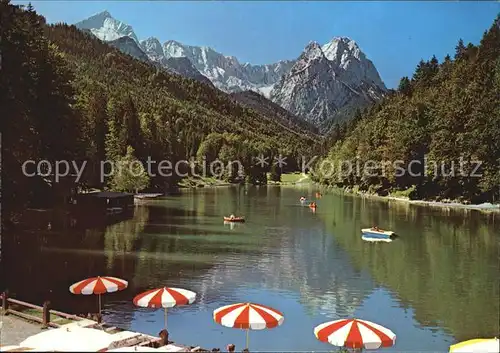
[361,228,396,242]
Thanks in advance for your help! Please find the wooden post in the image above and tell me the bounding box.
[42,300,51,329]
[2,290,9,315]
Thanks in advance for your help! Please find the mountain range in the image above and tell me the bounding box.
[75,10,387,132]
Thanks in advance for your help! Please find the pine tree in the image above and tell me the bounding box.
[429,55,439,75]
[122,94,142,155]
[454,38,466,60]
[398,76,411,95]
[412,60,427,82]
[105,118,123,162]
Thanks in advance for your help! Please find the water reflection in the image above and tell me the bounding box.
[2,188,498,351]
[317,193,499,341]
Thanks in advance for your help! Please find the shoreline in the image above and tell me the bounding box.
[320,186,500,213]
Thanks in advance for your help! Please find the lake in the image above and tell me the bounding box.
[2,186,499,351]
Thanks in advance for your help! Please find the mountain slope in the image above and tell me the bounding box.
[230,91,319,136]
[75,11,211,86]
[163,40,295,95]
[4,1,320,217]
[270,39,386,132]
[75,11,387,133]
[75,10,139,43]
[47,23,317,153]
[108,36,149,62]
[313,16,500,203]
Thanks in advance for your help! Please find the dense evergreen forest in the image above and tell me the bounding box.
[1,1,319,220]
[313,15,500,204]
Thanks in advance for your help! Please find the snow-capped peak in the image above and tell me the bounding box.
[140,37,164,57]
[302,41,325,61]
[74,10,388,132]
[321,36,363,62]
[163,40,188,58]
[74,10,112,30]
[75,11,139,43]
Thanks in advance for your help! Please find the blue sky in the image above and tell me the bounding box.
[17,1,499,88]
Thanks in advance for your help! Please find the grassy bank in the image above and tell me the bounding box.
[319,184,500,212]
[177,173,313,188]
[268,172,312,185]
[177,176,233,188]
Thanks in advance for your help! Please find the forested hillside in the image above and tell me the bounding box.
[313,15,500,203]
[1,1,319,220]
[230,90,320,136]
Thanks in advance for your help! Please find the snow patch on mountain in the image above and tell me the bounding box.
[76,11,139,43]
[75,11,387,131]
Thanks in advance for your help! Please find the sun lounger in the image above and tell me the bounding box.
[110,331,142,341]
[154,344,190,352]
[107,331,155,349]
[137,337,162,347]
[58,318,97,330]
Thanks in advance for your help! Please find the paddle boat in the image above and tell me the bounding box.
[361,227,396,242]
[223,215,245,223]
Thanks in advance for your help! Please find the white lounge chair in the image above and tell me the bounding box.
[107,331,146,349]
[58,318,97,330]
[155,344,190,352]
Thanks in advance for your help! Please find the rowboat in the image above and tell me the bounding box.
[361,228,395,241]
[223,217,245,223]
[361,235,393,243]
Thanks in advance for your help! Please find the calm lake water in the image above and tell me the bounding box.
[2,186,499,351]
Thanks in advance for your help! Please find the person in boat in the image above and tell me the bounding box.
[230,214,235,220]
[226,344,235,352]
[300,196,306,202]
[372,225,380,231]
[310,202,317,208]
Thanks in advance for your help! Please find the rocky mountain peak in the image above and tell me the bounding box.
[75,11,387,133]
[140,37,164,57]
[302,41,325,61]
[75,11,139,43]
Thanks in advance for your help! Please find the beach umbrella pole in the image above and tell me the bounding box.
[246,328,249,350]
[99,293,101,315]
[164,307,168,329]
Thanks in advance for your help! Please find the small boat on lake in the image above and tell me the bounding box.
[309,202,317,209]
[361,227,396,242]
[223,216,245,223]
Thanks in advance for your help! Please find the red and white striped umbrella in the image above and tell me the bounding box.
[314,318,396,350]
[69,276,128,315]
[213,303,284,349]
[133,287,196,329]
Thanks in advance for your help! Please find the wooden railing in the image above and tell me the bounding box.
[1,291,83,328]
[0,291,208,351]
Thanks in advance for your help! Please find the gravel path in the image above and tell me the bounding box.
[0,314,44,346]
